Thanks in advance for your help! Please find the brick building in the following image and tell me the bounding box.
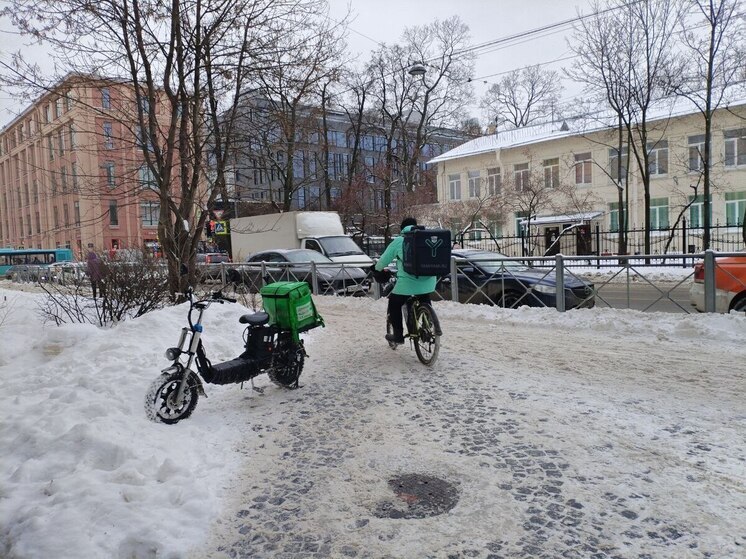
[0,74,163,258]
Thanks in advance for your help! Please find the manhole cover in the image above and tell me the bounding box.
[373,474,459,519]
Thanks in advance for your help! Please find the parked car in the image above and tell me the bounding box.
[436,249,595,309]
[4,264,54,282]
[689,251,746,313]
[228,249,369,296]
[196,252,231,282]
[46,261,87,284]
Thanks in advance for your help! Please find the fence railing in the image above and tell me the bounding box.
[8,252,743,314]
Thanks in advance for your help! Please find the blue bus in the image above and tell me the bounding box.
[0,248,75,276]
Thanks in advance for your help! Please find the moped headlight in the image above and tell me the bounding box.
[532,284,556,294]
[165,347,181,360]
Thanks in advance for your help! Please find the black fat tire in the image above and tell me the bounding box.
[413,305,440,366]
[268,340,305,388]
[145,371,200,424]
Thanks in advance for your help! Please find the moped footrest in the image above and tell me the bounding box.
[205,357,256,385]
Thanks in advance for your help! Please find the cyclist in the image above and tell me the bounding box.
[373,217,442,345]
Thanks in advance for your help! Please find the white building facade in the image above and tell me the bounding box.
[428,99,746,256]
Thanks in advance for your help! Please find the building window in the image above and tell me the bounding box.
[44,104,50,123]
[138,164,157,190]
[109,200,118,226]
[468,170,481,198]
[292,154,304,179]
[103,121,114,149]
[35,211,41,234]
[725,192,746,226]
[296,187,306,209]
[486,167,501,196]
[649,197,669,230]
[53,206,59,228]
[688,195,711,229]
[101,88,111,109]
[326,130,347,148]
[374,190,385,210]
[140,200,159,226]
[364,155,375,183]
[448,174,461,200]
[724,129,746,167]
[543,158,559,189]
[514,211,530,235]
[331,187,341,200]
[63,204,69,227]
[688,134,706,172]
[71,164,79,191]
[57,128,65,155]
[513,163,529,191]
[74,201,80,226]
[136,125,153,152]
[68,124,76,151]
[608,147,628,183]
[647,139,668,176]
[574,152,592,184]
[104,162,115,188]
[47,134,55,160]
[54,98,63,119]
[60,167,68,192]
[609,202,620,232]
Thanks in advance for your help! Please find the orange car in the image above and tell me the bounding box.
[690,252,746,313]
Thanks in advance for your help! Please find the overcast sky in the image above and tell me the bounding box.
[0,0,596,126]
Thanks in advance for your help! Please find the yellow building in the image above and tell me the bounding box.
[428,98,746,256]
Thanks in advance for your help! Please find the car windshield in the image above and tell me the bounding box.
[318,236,365,257]
[457,251,528,273]
[284,250,333,263]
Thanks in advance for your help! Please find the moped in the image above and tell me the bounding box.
[145,287,314,424]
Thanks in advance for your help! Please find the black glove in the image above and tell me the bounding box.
[370,266,392,284]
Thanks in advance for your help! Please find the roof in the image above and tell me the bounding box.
[519,211,604,226]
[428,94,746,165]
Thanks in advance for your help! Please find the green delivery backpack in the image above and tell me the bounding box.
[260,281,324,341]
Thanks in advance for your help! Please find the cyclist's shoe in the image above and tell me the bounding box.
[385,333,405,345]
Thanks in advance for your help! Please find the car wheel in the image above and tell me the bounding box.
[498,290,523,309]
[730,293,746,314]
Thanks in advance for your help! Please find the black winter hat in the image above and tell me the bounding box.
[400,217,417,231]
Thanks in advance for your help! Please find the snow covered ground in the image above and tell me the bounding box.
[1,283,744,558]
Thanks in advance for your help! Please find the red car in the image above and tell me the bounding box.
[690,252,746,313]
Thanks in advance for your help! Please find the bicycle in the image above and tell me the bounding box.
[379,275,441,366]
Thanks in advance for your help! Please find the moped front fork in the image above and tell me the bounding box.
[174,326,203,403]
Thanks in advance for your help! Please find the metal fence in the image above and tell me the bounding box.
[8,252,742,315]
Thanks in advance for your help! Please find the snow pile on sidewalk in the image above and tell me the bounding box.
[0,287,744,558]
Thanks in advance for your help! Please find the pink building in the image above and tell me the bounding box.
[0,74,164,259]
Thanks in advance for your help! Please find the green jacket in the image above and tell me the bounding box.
[375,225,437,296]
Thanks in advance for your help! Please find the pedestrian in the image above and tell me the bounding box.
[86,250,103,299]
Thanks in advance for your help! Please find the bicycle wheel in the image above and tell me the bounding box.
[413,305,440,366]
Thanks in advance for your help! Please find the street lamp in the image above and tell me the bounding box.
[408,62,427,78]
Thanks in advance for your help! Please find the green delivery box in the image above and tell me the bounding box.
[260,281,324,340]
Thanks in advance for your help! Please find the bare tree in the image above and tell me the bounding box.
[2,0,328,296]
[480,65,562,130]
[570,0,682,254]
[669,0,745,249]
[363,16,474,242]
[244,11,347,211]
[569,1,637,254]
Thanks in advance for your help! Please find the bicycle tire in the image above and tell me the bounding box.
[413,304,440,366]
